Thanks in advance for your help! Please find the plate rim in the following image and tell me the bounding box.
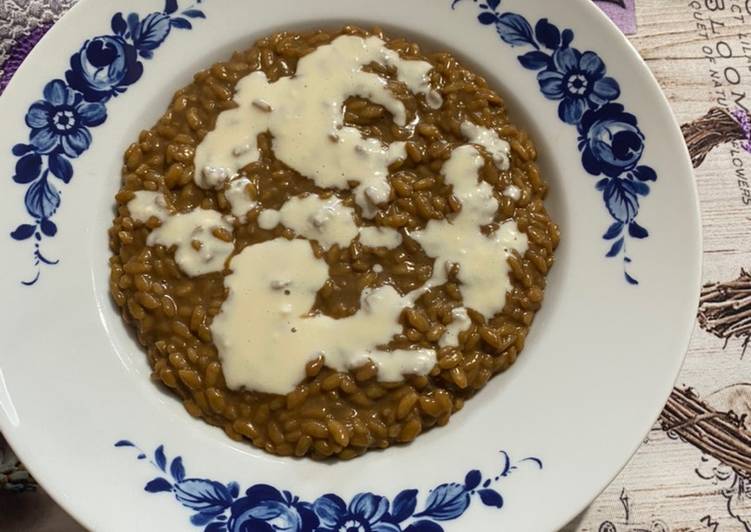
[0,0,703,530]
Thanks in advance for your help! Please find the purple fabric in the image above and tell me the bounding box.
[732,108,751,154]
[594,0,637,35]
[0,22,52,95]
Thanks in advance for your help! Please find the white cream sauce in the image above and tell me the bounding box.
[257,209,281,230]
[147,209,234,277]
[212,238,435,394]
[358,226,403,249]
[268,195,358,250]
[258,194,403,251]
[224,177,256,220]
[503,185,522,202]
[192,35,437,216]
[126,191,171,223]
[411,145,527,317]
[439,307,472,348]
[460,120,511,171]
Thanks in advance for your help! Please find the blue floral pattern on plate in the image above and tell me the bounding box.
[116,440,543,532]
[9,0,206,286]
[454,0,657,284]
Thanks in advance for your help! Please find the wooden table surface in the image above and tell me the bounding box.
[2,1,751,530]
[565,1,751,531]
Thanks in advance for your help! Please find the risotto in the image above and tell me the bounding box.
[108,26,559,460]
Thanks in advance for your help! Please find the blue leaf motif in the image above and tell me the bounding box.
[603,222,623,240]
[561,28,574,48]
[133,13,172,52]
[478,12,498,25]
[183,9,206,18]
[171,17,192,29]
[145,477,173,493]
[628,222,648,239]
[464,470,481,491]
[10,224,36,241]
[606,237,624,258]
[487,0,500,9]
[127,13,141,40]
[13,154,42,184]
[111,13,127,35]
[174,479,234,514]
[603,178,639,223]
[190,512,218,526]
[49,153,73,183]
[114,440,134,447]
[204,523,227,532]
[40,219,57,237]
[416,483,470,521]
[534,18,560,49]
[155,445,167,471]
[25,174,60,219]
[392,489,418,522]
[12,144,32,156]
[171,456,186,482]
[625,272,639,285]
[405,521,444,532]
[518,51,550,70]
[478,489,503,508]
[164,0,178,14]
[622,179,650,197]
[633,165,657,182]
[495,13,537,48]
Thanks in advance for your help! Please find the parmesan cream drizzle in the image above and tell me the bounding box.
[460,120,511,171]
[412,145,527,317]
[224,177,256,220]
[439,307,472,348]
[147,209,235,277]
[503,185,522,202]
[127,192,235,277]
[212,239,435,394]
[260,195,358,250]
[193,34,439,217]
[258,194,403,250]
[127,35,529,394]
[358,226,403,249]
[126,190,171,223]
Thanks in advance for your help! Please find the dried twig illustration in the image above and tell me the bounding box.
[661,387,751,477]
[681,107,751,168]
[698,270,751,355]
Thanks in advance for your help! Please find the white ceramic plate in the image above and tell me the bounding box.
[0,0,701,530]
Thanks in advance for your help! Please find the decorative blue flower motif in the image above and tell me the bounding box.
[314,493,399,532]
[537,48,620,124]
[10,0,206,286]
[116,441,542,532]
[578,103,644,178]
[229,485,318,532]
[65,35,143,102]
[456,0,657,285]
[25,79,106,158]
